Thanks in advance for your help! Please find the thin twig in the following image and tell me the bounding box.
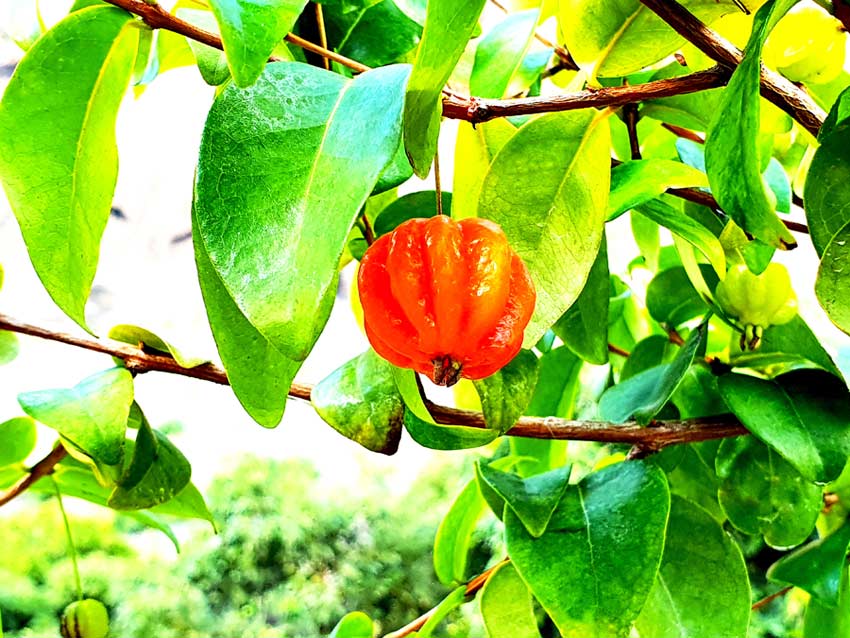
[383,560,507,638]
[314,2,329,71]
[624,102,642,160]
[53,477,83,601]
[608,343,631,358]
[0,444,67,507]
[751,585,793,611]
[661,122,705,144]
[637,0,825,137]
[0,313,750,448]
[434,149,444,216]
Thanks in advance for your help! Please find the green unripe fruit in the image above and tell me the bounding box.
[60,599,109,638]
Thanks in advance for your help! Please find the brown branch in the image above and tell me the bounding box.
[637,0,825,137]
[314,2,330,71]
[0,444,68,507]
[103,0,370,73]
[751,585,793,611]
[608,343,631,358]
[0,313,750,448]
[624,102,642,160]
[661,122,705,144]
[383,559,507,638]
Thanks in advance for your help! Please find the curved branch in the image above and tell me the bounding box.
[0,444,68,507]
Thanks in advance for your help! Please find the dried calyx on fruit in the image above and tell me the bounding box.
[715,262,798,350]
[358,216,536,386]
[60,599,109,638]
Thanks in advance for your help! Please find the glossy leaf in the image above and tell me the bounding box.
[599,322,705,424]
[526,346,583,418]
[329,611,373,638]
[665,441,725,523]
[179,9,231,86]
[433,478,487,585]
[206,0,306,87]
[716,437,821,548]
[718,370,850,484]
[608,160,708,221]
[452,119,515,218]
[746,315,842,377]
[806,121,850,256]
[636,496,750,638]
[559,0,740,78]
[477,461,571,537]
[473,350,539,433]
[193,208,301,428]
[646,266,713,327]
[109,324,207,369]
[150,482,215,525]
[804,570,850,638]
[18,368,133,467]
[480,562,540,638]
[704,0,798,249]
[311,349,403,454]
[816,221,850,336]
[470,9,539,99]
[0,7,138,329]
[195,63,408,363]
[403,0,486,176]
[507,460,669,637]
[417,586,467,637]
[768,522,850,606]
[480,110,611,346]
[403,409,499,450]
[0,417,37,467]
[372,190,450,236]
[552,237,609,365]
[0,331,19,366]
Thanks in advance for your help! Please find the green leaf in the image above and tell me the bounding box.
[805,570,850,638]
[635,198,726,277]
[739,315,842,377]
[620,335,673,381]
[476,461,571,538]
[122,510,180,553]
[417,586,468,637]
[206,0,307,87]
[704,0,798,250]
[329,612,374,638]
[816,220,850,336]
[451,119,515,218]
[403,408,499,450]
[0,6,139,330]
[0,331,19,366]
[664,441,725,522]
[769,522,850,606]
[642,62,724,131]
[507,460,670,637]
[635,496,750,638]
[177,9,231,86]
[470,9,539,99]
[526,346,583,418]
[559,0,740,78]
[716,436,821,548]
[480,562,540,638]
[645,266,713,327]
[806,122,850,256]
[195,62,409,362]
[473,350,539,433]
[433,478,487,585]
[717,370,850,484]
[552,237,610,365]
[403,0,486,176]
[311,349,403,455]
[108,324,207,368]
[599,322,706,424]
[193,208,300,428]
[480,110,611,347]
[372,190,450,236]
[19,368,133,467]
[0,417,37,467]
[608,160,708,221]
[108,415,192,510]
[373,142,414,194]
[150,482,215,526]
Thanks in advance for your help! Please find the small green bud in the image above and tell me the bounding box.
[60,599,109,638]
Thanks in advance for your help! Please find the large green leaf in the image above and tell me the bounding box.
[717,370,850,484]
[433,478,487,585]
[480,562,540,638]
[806,121,850,257]
[608,160,708,221]
[599,322,705,425]
[645,266,713,327]
[559,0,741,78]
[0,417,37,468]
[526,346,583,419]
[329,612,373,638]
[716,437,821,548]
[506,460,669,638]
[768,522,850,607]
[664,441,725,522]
[805,571,850,638]
[636,496,750,638]
[195,62,408,362]
[737,315,842,377]
[552,237,610,365]
[0,6,138,330]
[403,0,486,176]
[18,368,133,467]
[193,208,301,428]
[816,220,850,336]
[206,0,306,87]
[477,461,571,538]
[704,0,798,249]
[473,350,539,433]
[480,110,611,346]
[451,119,515,218]
[470,9,539,99]
[403,408,499,450]
[311,349,403,454]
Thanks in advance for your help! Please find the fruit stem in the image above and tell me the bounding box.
[434,148,444,217]
[53,478,83,602]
